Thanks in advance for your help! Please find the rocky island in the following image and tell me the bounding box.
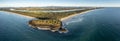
[0,7,100,33]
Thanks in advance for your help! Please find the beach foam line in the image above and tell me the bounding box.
[65,18,83,25]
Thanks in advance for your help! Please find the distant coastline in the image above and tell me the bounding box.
[2,10,94,22]
[1,9,95,21]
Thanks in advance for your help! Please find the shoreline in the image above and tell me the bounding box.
[1,9,94,21]
[1,11,35,19]
[60,9,95,21]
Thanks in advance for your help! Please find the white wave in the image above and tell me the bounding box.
[65,17,84,25]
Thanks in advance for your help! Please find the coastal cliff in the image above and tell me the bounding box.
[28,19,68,33]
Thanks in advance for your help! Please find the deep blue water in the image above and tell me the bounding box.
[0,8,120,41]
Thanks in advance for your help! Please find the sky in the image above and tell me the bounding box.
[0,0,120,7]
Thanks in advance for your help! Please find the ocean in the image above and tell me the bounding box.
[0,8,120,41]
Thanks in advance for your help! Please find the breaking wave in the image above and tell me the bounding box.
[62,14,84,25]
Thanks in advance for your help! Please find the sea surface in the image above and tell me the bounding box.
[0,8,120,41]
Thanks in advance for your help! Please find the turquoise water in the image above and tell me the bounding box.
[0,8,120,41]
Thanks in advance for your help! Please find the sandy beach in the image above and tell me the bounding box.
[60,10,95,21]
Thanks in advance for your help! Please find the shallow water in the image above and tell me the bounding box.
[0,8,120,41]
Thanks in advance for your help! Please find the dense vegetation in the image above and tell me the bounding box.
[29,19,61,26]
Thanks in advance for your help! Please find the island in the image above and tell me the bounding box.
[0,7,101,33]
